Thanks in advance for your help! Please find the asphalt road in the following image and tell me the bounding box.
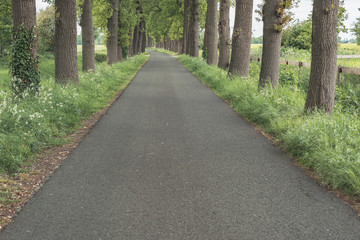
[1,51,360,239]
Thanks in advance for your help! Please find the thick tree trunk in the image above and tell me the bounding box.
[55,0,79,83]
[259,0,282,88]
[182,0,190,54]
[228,0,253,76]
[106,0,118,65]
[11,0,37,58]
[189,0,199,57]
[305,0,339,113]
[218,0,230,69]
[80,0,95,72]
[205,0,218,65]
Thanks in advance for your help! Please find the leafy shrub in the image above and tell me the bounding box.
[95,53,107,63]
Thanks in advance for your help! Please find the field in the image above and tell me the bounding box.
[250,43,360,68]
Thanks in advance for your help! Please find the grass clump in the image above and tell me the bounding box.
[178,54,360,196]
[0,54,148,173]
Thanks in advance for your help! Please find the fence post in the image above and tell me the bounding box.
[337,66,342,84]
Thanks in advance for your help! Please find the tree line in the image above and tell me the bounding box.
[5,0,348,113]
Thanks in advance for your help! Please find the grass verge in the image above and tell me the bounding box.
[176,54,360,198]
[0,54,148,173]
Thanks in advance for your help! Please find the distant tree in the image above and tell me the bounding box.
[37,5,55,53]
[281,19,312,50]
[351,8,360,45]
[55,0,79,83]
[251,36,263,44]
[218,0,230,69]
[305,0,339,114]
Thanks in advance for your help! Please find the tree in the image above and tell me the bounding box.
[106,0,118,65]
[351,8,360,45]
[204,0,218,65]
[37,5,55,53]
[228,0,254,76]
[189,0,200,57]
[182,0,190,54]
[218,0,230,69]
[281,19,312,50]
[305,0,339,113]
[55,0,79,83]
[0,0,12,57]
[11,0,40,95]
[258,0,293,88]
[79,0,95,72]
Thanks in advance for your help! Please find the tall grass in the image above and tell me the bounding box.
[178,54,360,196]
[0,54,148,173]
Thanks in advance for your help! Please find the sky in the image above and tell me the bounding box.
[36,0,359,40]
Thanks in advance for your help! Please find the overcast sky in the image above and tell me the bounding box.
[36,0,359,40]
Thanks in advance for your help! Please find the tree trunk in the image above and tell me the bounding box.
[132,24,139,55]
[141,20,146,53]
[182,0,190,54]
[218,0,230,69]
[259,0,282,88]
[189,0,199,57]
[117,44,123,62]
[106,0,118,65]
[305,0,339,113]
[80,0,95,72]
[55,0,79,83]
[228,0,253,76]
[11,0,37,58]
[205,0,218,65]
[128,29,133,57]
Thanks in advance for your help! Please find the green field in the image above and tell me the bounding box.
[250,43,360,68]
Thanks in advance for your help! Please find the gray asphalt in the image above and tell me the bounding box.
[1,51,360,239]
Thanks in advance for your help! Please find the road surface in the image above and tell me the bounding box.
[1,51,360,239]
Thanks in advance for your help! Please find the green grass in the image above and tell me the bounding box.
[177,54,360,196]
[0,52,148,173]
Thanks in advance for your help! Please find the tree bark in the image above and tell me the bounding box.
[141,20,146,53]
[205,0,218,65]
[11,0,37,58]
[259,0,282,88]
[132,24,139,55]
[128,28,133,57]
[106,0,118,65]
[305,0,339,113]
[55,0,79,83]
[228,0,253,76]
[117,43,123,62]
[80,0,95,72]
[218,0,230,69]
[189,0,199,57]
[182,0,190,54]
